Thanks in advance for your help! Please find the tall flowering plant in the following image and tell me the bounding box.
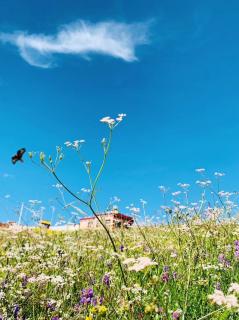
[29,114,128,287]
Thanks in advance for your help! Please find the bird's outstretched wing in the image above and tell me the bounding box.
[12,148,26,164]
[11,155,18,164]
[17,148,26,158]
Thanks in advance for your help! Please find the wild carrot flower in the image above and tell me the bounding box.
[228,283,239,294]
[214,172,225,177]
[208,290,226,305]
[123,257,157,272]
[196,180,212,187]
[208,289,239,308]
[100,116,115,127]
[177,183,190,189]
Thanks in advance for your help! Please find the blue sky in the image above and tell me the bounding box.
[1,0,239,223]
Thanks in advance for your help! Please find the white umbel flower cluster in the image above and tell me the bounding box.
[100,113,126,128]
[123,256,157,272]
[208,288,239,309]
[64,139,85,149]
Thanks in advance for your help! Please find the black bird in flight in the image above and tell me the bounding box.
[12,148,26,164]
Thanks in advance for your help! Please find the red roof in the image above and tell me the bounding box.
[114,213,134,221]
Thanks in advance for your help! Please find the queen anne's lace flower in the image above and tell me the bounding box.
[228,283,239,294]
[208,289,239,309]
[100,114,126,128]
[123,257,157,272]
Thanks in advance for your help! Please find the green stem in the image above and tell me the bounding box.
[89,129,112,205]
[196,307,225,320]
[51,171,128,289]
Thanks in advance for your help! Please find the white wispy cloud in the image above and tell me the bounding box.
[0,20,149,68]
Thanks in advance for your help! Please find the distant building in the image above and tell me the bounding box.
[0,221,17,229]
[79,209,134,230]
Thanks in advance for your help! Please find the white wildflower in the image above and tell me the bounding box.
[123,257,157,272]
[172,191,181,196]
[0,291,5,300]
[214,172,225,177]
[64,141,72,147]
[129,207,140,214]
[229,283,239,294]
[208,289,239,309]
[100,116,115,126]
[177,183,190,189]
[196,180,212,187]
[225,295,239,308]
[208,290,226,305]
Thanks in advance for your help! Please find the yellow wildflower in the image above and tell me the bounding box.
[145,303,157,313]
[89,306,97,314]
[98,305,108,315]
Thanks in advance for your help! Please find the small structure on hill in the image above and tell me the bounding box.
[79,209,134,230]
[0,221,17,229]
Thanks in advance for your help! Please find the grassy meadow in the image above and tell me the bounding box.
[1,220,239,320]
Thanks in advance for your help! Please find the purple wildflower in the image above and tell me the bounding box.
[218,253,225,263]
[47,301,56,312]
[92,298,97,306]
[80,288,94,305]
[235,240,239,258]
[162,272,170,283]
[13,305,20,319]
[103,273,111,287]
[163,265,170,272]
[22,275,28,288]
[172,310,182,319]
[120,245,124,252]
[218,253,231,268]
[224,259,231,268]
[215,282,221,290]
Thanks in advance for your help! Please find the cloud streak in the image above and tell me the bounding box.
[0,20,149,68]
